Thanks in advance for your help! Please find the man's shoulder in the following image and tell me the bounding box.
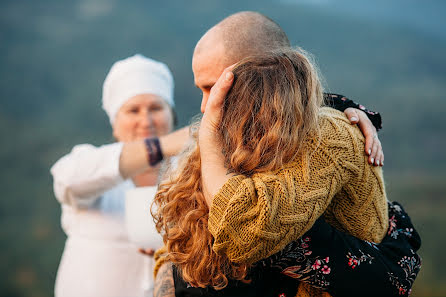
[319,107,350,128]
[318,107,364,142]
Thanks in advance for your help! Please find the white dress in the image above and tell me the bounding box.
[51,143,163,297]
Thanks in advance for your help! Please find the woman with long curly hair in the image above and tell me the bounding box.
[153,48,390,297]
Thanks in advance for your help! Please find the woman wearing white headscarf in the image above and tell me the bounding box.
[51,54,189,297]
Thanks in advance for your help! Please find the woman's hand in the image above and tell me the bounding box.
[138,248,155,257]
[199,66,235,207]
[344,108,384,166]
[199,67,235,143]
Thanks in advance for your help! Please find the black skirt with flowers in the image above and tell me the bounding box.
[259,201,422,297]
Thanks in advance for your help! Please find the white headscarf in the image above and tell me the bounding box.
[102,54,174,124]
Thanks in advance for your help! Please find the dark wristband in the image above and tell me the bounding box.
[144,137,164,166]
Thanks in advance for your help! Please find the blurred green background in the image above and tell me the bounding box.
[1,0,445,296]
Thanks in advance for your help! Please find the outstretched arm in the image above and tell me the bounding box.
[119,126,190,179]
[51,127,190,208]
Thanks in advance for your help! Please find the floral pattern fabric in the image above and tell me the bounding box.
[265,237,332,289]
[173,205,421,297]
[261,201,421,297]
[324,93,382,131]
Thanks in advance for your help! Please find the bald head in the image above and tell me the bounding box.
[193,11,291,110]
[195,11,290,64]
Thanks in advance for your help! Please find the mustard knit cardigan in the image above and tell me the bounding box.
[155,108,388,296]
[208,108,389,296]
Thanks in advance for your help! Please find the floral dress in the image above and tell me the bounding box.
[260,201,421,297]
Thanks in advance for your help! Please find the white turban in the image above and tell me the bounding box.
[102,54,174,124]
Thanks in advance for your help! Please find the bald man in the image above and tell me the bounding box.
[154,11,420,297]
[193,12,382,167]
[194,11,383,205]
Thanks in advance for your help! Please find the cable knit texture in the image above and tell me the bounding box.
[208,108,388,297]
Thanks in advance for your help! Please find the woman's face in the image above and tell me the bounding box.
[112,94,174,142]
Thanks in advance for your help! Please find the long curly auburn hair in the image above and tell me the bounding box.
[153,48,324,289]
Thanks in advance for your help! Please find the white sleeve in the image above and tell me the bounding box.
[50,142,125,208]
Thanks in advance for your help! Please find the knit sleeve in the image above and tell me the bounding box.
[208,109,365,264]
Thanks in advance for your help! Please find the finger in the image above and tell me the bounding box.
[374,144,384,166]
[368,135,380,165]
[374,140,384,166]
[356,112,376,156]
[363,127,376,156]
[344,108,359,124]
[205,68,234,113]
